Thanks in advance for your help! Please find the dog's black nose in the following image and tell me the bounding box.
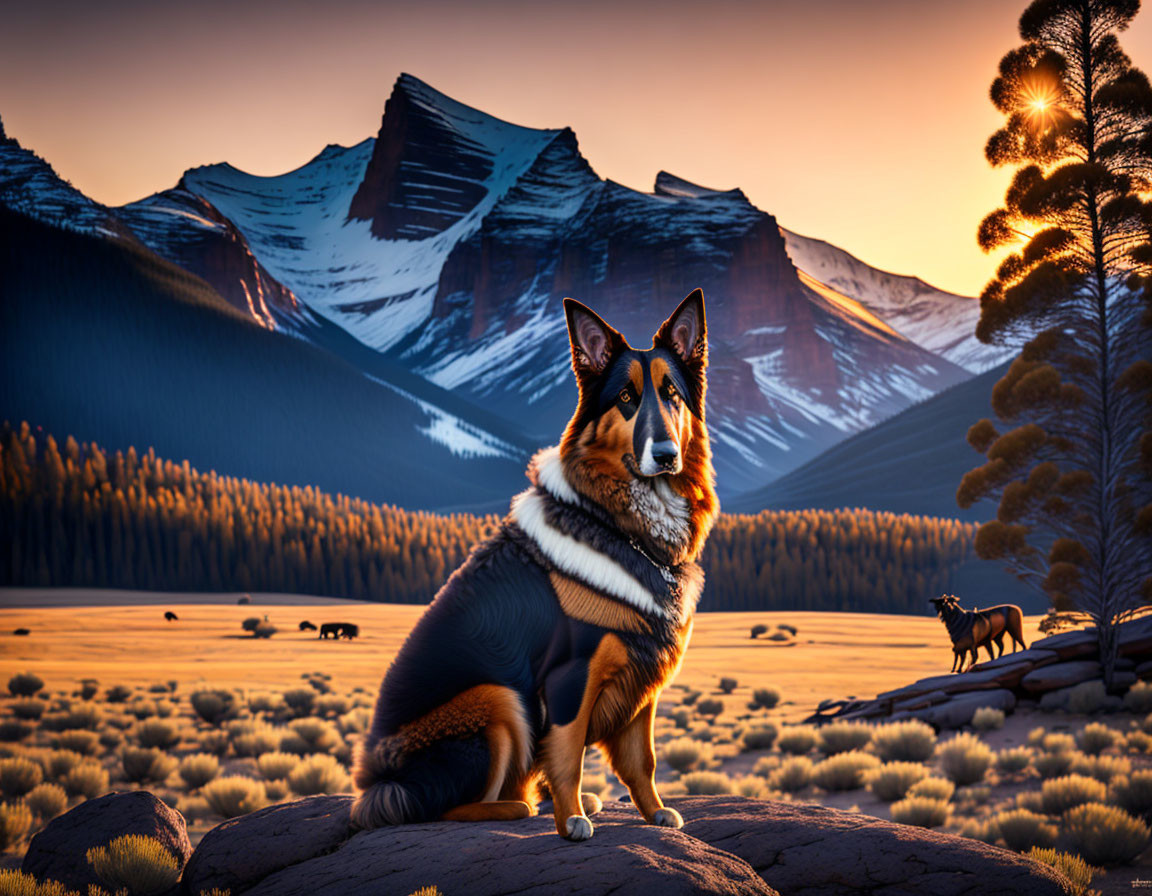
[651,440,679,470]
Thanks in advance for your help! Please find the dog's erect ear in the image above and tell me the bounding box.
[564,299,627,377]
[654,289,707,367]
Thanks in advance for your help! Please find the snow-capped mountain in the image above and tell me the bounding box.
[0,117,536,508]
[160,74,971,493]
[1,77,993,501]
[779,228,1013,373]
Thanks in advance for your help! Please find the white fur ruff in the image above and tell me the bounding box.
[628,476,692,550]
[510,489,667,619]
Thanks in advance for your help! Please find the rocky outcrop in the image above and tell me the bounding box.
[22,791,192,893]
[177,795,1070,896]
[808,615,1152,728]
[26,791,1073,896]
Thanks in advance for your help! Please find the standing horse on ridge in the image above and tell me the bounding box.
[930,594,1027,673]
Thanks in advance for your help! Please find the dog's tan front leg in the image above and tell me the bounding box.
[603,698,681,829]
[542,719,592,840]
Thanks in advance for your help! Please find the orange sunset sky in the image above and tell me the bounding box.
[1,0,1149,298]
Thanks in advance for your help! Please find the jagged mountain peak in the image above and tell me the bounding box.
[653,170,747,204]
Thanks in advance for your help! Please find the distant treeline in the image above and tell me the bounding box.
[0,423,977,613]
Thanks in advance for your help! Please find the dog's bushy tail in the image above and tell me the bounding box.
[351,733,490,829]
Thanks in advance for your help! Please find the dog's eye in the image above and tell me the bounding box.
[665,384,680,404]
[618,389,632,404]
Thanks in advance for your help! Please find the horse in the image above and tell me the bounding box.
[929,594,1027,673]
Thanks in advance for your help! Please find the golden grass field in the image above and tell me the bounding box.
[6,590,1152,894]
[0,588,1044,721]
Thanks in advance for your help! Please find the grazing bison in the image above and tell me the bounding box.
[164,611,178,622]
[319,622,358,639]
[299,620,318,632]
[930,594,1027,673]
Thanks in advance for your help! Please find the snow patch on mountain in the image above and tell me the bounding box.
[780,227,1013,372]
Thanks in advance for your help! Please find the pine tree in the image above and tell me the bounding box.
[960,0,1152,685]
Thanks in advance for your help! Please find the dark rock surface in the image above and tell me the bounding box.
[181,795,354,896]
[178,794,1072,896]
[1020,661,1104,693]
[891,688,1016,729]
[678,796,1071,896]
[23,791,192,893]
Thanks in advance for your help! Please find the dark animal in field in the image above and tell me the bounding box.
[164,611,178,622]
[930,594,1027,673]
[299,620,318,632]
[319,622,357,639]
[340,624,360,640]
[12,628,29,636]
[352,291,719,843]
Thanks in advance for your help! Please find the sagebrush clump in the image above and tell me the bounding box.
[1061,802,1150,865]
[87,834,180,895]
[870,720,936,762]
[811,751,879,791]
[867,761,928,802]
[935,733,993,786]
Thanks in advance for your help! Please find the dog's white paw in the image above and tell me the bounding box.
[651,807,683,828]
[565,815,594,841]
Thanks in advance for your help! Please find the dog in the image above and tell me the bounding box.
[930,594,1027,672]
[351,290,718,841]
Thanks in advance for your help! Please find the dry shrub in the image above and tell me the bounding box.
[62,761,108,798]
[995,808,1058,852]
[337,708,373,736]
[867,761,928,802]
[0,802,32,851]
[247,693,284,715]
[0,868,78,894]
[681,771,735,795]
[0,758,43,798]
[1034,750,1077,779]
[198,730,231,757]
[1041,732,1076,754]
[1126,730,1152,754]
[777,726,818,756]
[1016,790,1046,813]
[662,738,713,774]
[1124,681,1152,714]
[1025,848,1097,896]
[740,725,778,752]
[908,776,955,802]
[958,817,1000,844]
[1069,752,1130,784]
[770,756,814,792]
[135,719,180,750]
[258,751,302,781]
[750,687,780,710]
[1040,774,1106,815]
[178,753,221,790]
[25,782,67,822]
[890,796,950,828]
[120,747,177,785]
[1077,722,1119,756]
[0,721,32,743]
[935,733,993,786]
[7,673,44,698]
[733,775,768,798]
[87,834,180,895]
[51,731,99,756]
[971,707,1005,731]
[128,699,158,721]
[870,720,936,762]
[811,751,880,791]
[10,700,46,721]
[696,698,724,718]
[818,722,872,755]
[104,685,132,703]
[1067,681,1110,715]
[288,719,341,754]
[287,754,350,797]
[190,690,237,726]
[316,695,351,718]
[264,779,290,802]
[282,688,316,717]
[1061,802,1150,865]
[997,747,1034,773]
[201,776,265,818]
[1110,769,1152,816]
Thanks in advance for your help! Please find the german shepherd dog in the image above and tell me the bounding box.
[351,290,718,841]
[930,594,1027,673]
